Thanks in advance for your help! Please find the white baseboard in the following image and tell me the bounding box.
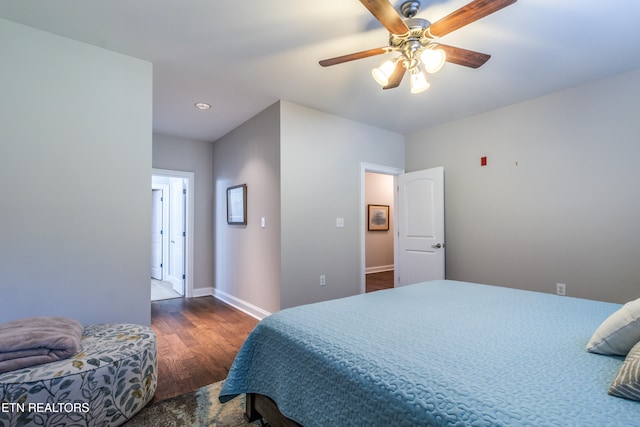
[366,265,394,274]
[212,289,271,321]
[191,287,214,298]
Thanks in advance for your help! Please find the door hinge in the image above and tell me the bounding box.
[183,189,186,195]
[160,263,163,268]
[182,231,186,237]
[160,230,163,235]
[182,274,186,280]
[160,197,163,202]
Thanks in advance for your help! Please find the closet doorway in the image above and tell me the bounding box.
[151,169,194,301]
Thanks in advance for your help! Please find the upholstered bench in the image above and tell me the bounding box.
[0,323,157,426]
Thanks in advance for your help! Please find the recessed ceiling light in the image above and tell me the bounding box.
[194,102,211,110]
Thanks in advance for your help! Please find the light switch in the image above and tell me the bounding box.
[261,217,266,228]
[336,218,345,228]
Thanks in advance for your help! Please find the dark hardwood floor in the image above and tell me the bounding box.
[366,270,394,292]
[150,271,394,403]
[150,296,257,403]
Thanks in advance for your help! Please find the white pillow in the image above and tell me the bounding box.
[586,297,640,356]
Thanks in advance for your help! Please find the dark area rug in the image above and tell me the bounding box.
[126,381,260,426]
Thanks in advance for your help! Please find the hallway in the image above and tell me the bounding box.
[151,279,182,301]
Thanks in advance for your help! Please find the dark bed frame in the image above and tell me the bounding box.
[245,393,302,427]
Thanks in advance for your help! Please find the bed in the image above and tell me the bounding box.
[219,280,640,426]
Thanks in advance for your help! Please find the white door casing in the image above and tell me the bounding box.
[396,167,445,286]
[169,179,186,295]
[150,189,163,280]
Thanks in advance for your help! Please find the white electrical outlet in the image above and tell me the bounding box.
[320,275,326,286]
[556,283,566,296]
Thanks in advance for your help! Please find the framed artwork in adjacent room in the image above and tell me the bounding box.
[368,204,389,231]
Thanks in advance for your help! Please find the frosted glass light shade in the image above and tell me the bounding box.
[410,70,430,94]
[420,48,446,74]
[372,60,396,86]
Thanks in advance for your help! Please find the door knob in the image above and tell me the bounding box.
[431,243,443,249]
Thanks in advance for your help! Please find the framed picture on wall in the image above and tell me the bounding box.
[227,184,247,225]
[368,204,389,231]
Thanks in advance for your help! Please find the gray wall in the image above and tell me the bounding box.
[152,133,214,292]
[365,172,394,271]
[405,68,640,304]
[211,101,404,314]
[280,101,404,308]
[213,102,281,315]
[0,19,153,325]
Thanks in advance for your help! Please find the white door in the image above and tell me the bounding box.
[150,189,163,280]
[168,179,185,295]
[396,167,445,286]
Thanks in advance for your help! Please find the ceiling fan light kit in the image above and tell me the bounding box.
[319,0,517,94]
[370,18,446,92]
[372,59,398,86]
[409,67,430,94]
[421,47,446,74]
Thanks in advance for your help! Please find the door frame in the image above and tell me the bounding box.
[360,163,404,294]
[150,188,164,280]
[152,168,194,298]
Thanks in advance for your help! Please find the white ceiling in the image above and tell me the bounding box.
[2,0,640,142]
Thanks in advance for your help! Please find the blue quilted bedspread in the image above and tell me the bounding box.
[219,280,640,426]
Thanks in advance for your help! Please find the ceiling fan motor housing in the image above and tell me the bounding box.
[389,18,433,49]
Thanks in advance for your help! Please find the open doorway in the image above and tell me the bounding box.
[361,164,446,293]
[364,172,395,292]
[151,169,194,301]
[360,163,404,294]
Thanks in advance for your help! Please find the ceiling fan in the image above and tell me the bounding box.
[319,0,517,93]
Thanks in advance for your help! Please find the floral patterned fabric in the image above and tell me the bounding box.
[0,323,157,427]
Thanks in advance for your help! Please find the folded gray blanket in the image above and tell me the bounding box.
[0,317,83,374]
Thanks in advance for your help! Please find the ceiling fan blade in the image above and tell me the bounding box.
[435,44,491,68]
[428,0,517,38]
[383,61,406,89]
[359,0,410,35]
[319,47,390,67]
